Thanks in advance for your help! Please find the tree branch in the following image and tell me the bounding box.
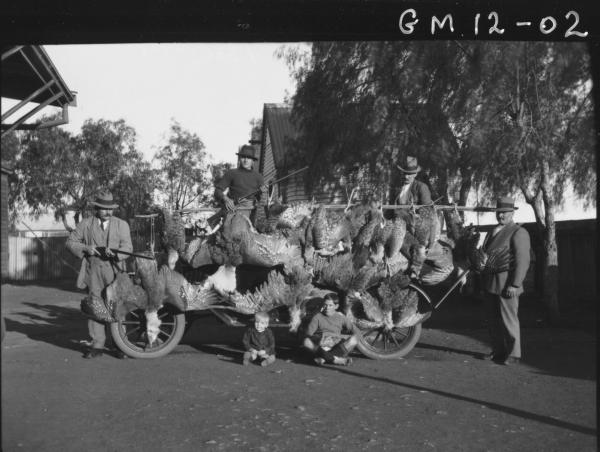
[182,194,199,209]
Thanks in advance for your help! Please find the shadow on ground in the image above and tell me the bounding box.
[3,282,595,381]
[319,365,597,437]
[4,302,87,353]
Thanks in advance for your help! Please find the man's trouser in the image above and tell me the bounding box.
[207,204,257,228]
[316,337,350,363]
[484,291,521,359]
[87,257,118,349]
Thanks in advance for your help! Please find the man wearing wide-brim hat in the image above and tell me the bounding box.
[480,196,531,366]
[66,190,133,359]
[395,155,432,206]
[394,156,435,278]
[213,144,264,220]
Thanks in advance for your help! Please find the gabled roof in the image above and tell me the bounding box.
[1,45,76,137]
[262,103,297,170]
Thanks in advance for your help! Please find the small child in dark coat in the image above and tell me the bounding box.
[242,311,276,367]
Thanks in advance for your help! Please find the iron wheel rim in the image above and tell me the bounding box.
[359,325,416,355]
[116,307,180,353]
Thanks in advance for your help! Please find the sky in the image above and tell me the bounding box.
[43,43,301,165]
[4,43,596,224]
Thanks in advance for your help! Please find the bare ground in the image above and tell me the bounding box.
[1,281,596,452]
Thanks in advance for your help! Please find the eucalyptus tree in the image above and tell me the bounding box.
[153,120,212,210]
[3,118,155,229]
[282,40,595,318]
[474,41,595,318]
[281,41,486,204]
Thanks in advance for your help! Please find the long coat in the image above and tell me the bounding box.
[481,222,531,296]
[66,215,133,290]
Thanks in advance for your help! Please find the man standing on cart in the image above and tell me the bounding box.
[394,155,435,277]
[395,155,432,207]
[481,197,531,366]
[213,145,264,224]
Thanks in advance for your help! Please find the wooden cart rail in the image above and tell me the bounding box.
[178,203,500,214]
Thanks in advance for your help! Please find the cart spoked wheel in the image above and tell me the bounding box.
[356,284,431,360]
[110,305,186,359]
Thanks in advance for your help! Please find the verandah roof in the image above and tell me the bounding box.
[1,45,76,137]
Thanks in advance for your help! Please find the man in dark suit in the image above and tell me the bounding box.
[214,145,264,219]
[67,190,133,359]
[394,156,435,277]
[395,155,432,206]
[481,197,531,365]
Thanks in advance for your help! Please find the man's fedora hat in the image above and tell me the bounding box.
[397,156,421,174]
[236,145,260,161]
[90,190,119,209]
[495,196,518,212]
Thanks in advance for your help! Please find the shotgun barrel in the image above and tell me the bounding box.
[95,247,155,260]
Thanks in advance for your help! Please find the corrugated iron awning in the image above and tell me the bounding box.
[1,45,76,137]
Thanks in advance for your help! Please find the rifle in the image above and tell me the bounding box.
[319,203,500,212]
[182,166,310,228]
[95,246,155,260]
[237,165,309,202]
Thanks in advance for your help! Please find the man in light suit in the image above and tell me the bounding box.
[67,190,133,359]
[481,197,531,365]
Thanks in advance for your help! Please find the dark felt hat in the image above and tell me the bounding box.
[397,156,421,174]
[496,196,518,212]
[236,145,259,161]
[90,190,118,209]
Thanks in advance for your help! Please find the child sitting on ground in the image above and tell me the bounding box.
[302,293,358,366]
[242,311,276,367]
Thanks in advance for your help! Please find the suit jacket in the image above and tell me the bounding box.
[66,215,133,289]
[481,221,531,296]
[395,180,433,205]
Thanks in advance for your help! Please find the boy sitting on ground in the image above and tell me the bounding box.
[242,311,276,367]
[302,293,358,366]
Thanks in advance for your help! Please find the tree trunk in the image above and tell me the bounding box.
[527,192,546,298]
[59,212,74,233]
[540,177,560,322]
[526,164,560,322]
[458,176,471,206]
[540,216,560,322]
[457,171,472,222]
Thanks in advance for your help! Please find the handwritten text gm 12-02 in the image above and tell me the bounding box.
[399,9,588,38]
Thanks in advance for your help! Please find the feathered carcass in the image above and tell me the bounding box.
[101,201,491,359]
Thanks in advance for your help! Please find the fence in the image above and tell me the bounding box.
[5,219,597,305]
[477,219,596,305]
[7,234,79,280]
[6,230,153,281]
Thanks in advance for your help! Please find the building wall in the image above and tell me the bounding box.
[261,129,279,200]
[281,174,346,204]
[1,171,9,282]
[552,220,596,303]
[478,219,596,305]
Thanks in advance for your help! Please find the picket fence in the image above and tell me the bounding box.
[6,233,149,281]
[5,220,596,305]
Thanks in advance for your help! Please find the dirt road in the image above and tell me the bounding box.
[1,281,596,451]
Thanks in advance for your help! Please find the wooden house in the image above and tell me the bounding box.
[258,103,361,205]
